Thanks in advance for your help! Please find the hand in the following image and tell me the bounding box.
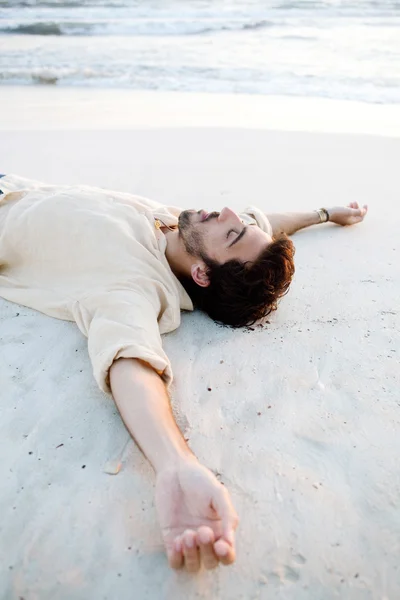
[155,459,239,572]
[327,202,368,226]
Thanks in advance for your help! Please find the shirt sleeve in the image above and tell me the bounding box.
[241,206,273,236]
[74,289,172,394]
[0,173,60,195]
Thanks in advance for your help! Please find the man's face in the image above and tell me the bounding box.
[178,207,273,264]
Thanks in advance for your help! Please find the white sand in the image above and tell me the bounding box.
[2,86,400,138]
[0,87,399,600]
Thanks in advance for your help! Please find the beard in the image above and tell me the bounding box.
[178,211,204,257]
[178,210,219,258]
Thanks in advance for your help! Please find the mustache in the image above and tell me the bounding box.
[203,211,220,222]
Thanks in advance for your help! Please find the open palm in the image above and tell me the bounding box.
[155,461,238,572]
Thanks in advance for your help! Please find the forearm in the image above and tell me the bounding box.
[267,211,321,236]
[110,357,239,572]
[109,357,195,473]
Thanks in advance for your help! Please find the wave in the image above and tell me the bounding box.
[0,19,275,36]
[2,23,64,35]
[198,19,274,35]
[242,20,274,31]
[1,59,399,103]
[1,67,399,105]
[0,1,126,7]
[0,18,276,37]
[2,0,400,13]
[0,66,102,84]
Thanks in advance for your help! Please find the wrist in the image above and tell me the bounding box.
[315,208,330,223]
[154,443,198,475]
[154,448,200,476]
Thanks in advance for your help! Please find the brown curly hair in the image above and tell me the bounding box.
[180,234,295,327]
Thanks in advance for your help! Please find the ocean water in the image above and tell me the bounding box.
[0,0,400,103]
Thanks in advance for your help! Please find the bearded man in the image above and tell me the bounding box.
[0,174,368,572]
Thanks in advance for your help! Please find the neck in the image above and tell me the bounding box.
[164,229,193,279]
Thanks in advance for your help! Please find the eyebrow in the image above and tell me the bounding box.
[228,226,247,248]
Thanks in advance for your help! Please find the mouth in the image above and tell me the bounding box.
[200,210,220,222]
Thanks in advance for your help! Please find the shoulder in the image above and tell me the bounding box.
[241,206,273,236]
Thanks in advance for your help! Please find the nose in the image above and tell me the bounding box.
[218,207,240,223]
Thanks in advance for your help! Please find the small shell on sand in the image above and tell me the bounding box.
[104,460,122,475]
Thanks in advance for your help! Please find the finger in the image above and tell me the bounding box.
[211,487,239,545]
[355,206,368,220]
[167,538,184,570]
[214,538,236,566]
[197,526,219,570]
[183,529,200,573]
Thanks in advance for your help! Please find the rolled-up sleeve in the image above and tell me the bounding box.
[75,290,172,394]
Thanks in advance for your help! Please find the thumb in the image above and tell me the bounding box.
[355,205,368,218]
[354,207,363,216]
[211,486,239,545]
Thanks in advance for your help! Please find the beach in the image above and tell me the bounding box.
[1,86,400,600]
[1,0,400,104]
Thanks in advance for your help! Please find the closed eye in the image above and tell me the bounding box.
[228,226,247,248]
[226,229,236,238]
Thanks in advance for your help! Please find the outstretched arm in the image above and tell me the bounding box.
[267,201,368,237]
[109,357,238,573]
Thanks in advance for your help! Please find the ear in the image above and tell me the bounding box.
[191,262,210,288]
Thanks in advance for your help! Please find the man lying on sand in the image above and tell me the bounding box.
[0,174,368,573]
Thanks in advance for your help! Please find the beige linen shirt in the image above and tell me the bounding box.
[0,175,272,394]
